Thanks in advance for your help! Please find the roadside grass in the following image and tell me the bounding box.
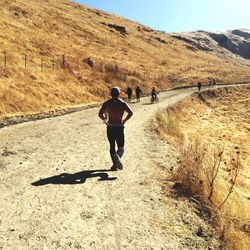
[154,86,250,249]
[154,108,184,148]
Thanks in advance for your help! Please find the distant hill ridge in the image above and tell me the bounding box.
[171,29,250,59]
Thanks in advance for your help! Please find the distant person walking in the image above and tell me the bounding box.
[198,82,202,93]
[135,86,142,102]
[212,77,216,86]
[126,87,132,102]
[208,77,212,86]
[99,87,133,171]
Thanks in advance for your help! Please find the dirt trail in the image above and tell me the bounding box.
[0,86,235,249]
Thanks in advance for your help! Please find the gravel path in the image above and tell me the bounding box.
[0,87,225,250]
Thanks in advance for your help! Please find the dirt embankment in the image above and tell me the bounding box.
[154,85,250,249]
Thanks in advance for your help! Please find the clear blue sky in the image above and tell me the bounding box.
[73,0,250,32]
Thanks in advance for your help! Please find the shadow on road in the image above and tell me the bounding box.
[197,92,211,107]
[31,169,117,186]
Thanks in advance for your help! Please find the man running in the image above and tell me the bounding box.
[99,87,133,171]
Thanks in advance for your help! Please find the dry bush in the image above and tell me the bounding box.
[104,71,127,83]
[175,139,247,249]
[175,138,206,198]
[176,139,241,208]
[127,69,141,79]
[94,61,146,83]
[104,63,119,74]
[95,61,128,82]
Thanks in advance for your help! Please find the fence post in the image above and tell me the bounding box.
[51,58,55,70]
[41,58,44,72]
[24,54,27,70]
[77,58,80,71]
[62,54,65,68]
[4,50,7,67]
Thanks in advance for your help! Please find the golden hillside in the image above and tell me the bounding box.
[0,0,250,119]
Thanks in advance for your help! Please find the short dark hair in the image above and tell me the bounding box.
[111,87,120,98]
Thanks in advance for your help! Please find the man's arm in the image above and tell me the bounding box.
[122,103,133,124]
[98,103,107,121]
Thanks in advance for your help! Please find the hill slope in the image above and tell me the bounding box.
[0,0,250,119]
[171,29,250,60]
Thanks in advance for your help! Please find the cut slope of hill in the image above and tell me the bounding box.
[0,0,250,119]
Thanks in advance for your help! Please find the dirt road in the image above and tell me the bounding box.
[0,87,224,249]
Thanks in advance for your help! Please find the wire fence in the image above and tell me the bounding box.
[0,50,87,73]
[1,50,249,85]
[0,49,160,81]
[1,49,225,72]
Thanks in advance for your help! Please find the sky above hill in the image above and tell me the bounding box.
[74,0,250,32]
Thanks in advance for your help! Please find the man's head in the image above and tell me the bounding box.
[111,87,120,98]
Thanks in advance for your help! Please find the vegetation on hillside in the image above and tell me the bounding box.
[0,0,250,119]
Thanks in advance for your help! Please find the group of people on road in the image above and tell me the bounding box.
[208,77,216,87]
[126,86,158,103]
[197,77,217,92]
[126,86,143,102]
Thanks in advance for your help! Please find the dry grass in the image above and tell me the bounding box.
[154,85,250,249]
[175,138,206,198]
[154,109,184,147]
[177,138,250,249]
[0,0,250,119]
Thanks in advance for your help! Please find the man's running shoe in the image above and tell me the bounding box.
[110,164,118,171]
[113,154,123,170]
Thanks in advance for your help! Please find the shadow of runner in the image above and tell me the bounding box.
[31,169,117,186]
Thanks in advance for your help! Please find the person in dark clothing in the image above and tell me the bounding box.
[198,82,202,93]
[151,87,158,103]
[126,87,132,102]
[208,77,212,86]
[212,78,216,86]
[99,87,133,171]
[135,86,142,102]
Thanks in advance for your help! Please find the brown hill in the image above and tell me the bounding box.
[0,0,250,119]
